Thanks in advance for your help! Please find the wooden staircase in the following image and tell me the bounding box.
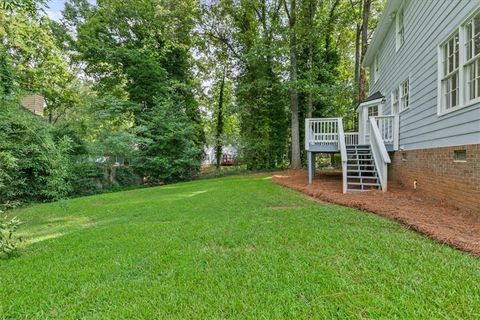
[346,145,381,192]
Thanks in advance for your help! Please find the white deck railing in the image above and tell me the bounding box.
[344,132,359,145]
[305,118,341,148]
[369,117,391,192]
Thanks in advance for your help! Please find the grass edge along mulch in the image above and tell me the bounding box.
[272,170,480,257]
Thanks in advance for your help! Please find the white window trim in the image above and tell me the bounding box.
[391,78,410,114]
[395,3,405,52]
[391,88,399,114]
[437,6,480,116]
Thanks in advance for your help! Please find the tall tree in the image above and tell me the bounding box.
[285,0,301,170]
[68,0,205,181]
[215,66,226,168]
[358,0,371,102]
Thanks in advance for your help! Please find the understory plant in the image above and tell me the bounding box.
[0,212,22,257]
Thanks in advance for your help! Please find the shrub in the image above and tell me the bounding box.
[0,213,22,257]
[0,102,72,203]
[134,97,204,183]
[69,160,105,196]
[115,166,141,187]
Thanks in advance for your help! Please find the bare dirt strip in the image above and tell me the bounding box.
[272,170,480,256]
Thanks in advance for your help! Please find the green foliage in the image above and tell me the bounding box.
[134,96,204,183]
[1,7,79,122]
[0,103,72,203]
[67,159,103,196]
[0,214,22,257]
[0,48,15,97]
[0,0,37,13]
[115,166,140,187]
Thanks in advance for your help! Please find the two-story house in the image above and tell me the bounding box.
[305,0,480,213]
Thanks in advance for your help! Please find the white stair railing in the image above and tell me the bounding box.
[337,119,348,194]
[369,117,391,191]
[373,115,399,150]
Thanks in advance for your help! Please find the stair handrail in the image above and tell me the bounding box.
[369,117,391,192]
[337,118,347,194]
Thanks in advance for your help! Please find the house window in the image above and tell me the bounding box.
[391,80,409,113]
[374,55,379,83]
[368,105,378,117]
[465,12,480,102]
[400,80,409,111]
[392,88,399,113]
[440,32,460,111]
[438,8,480,115]
[396,6,405,51]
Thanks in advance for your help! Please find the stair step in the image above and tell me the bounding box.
[347,146,370,150]
[347,176,379,179]
[347,189,372,193]
[347,170,377,173]
[347,182,381,187]
[347,157,373,160]
[347,165,375,168]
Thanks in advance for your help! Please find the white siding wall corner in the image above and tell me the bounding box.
[367,0,480,150]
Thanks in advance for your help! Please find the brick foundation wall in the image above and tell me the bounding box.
[388,144,480,213]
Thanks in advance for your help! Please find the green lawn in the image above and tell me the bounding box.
[1,175,479,319]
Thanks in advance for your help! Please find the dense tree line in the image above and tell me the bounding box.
[0,0,384,205]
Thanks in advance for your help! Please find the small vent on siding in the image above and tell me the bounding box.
[454,150,467,162]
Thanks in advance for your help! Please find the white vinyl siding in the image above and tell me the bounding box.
[369,1,480,150]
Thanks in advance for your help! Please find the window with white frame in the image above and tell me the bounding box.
[396,6,405,51]
[374,55,379,83]
[400,79,409,111]
[438,9,480,114]
[392,88,399,113]
[440,32,460,110]
[368,105,378,117]
[391,80,409,113]
[465,12,480,102]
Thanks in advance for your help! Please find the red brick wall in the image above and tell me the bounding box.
[388,144,480,214]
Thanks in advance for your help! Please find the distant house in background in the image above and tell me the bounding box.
[203,145,238,166]
[21,94,45,116]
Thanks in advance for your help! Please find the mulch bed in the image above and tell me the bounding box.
[272,170,480,256]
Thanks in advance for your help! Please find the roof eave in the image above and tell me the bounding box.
[362,0,403,67]
[356,97,385,112]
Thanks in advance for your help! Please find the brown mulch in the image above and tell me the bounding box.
[272,170,480,256]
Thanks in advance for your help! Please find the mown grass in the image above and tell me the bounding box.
[1,175,479,319]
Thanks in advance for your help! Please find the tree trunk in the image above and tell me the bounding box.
[358,0,371,103]
[354,23,361,104]
[306,0,315,119]
[288,0,301,170]
[215,66,226,169]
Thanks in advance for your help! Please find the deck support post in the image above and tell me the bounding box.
[308,152,316,184]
